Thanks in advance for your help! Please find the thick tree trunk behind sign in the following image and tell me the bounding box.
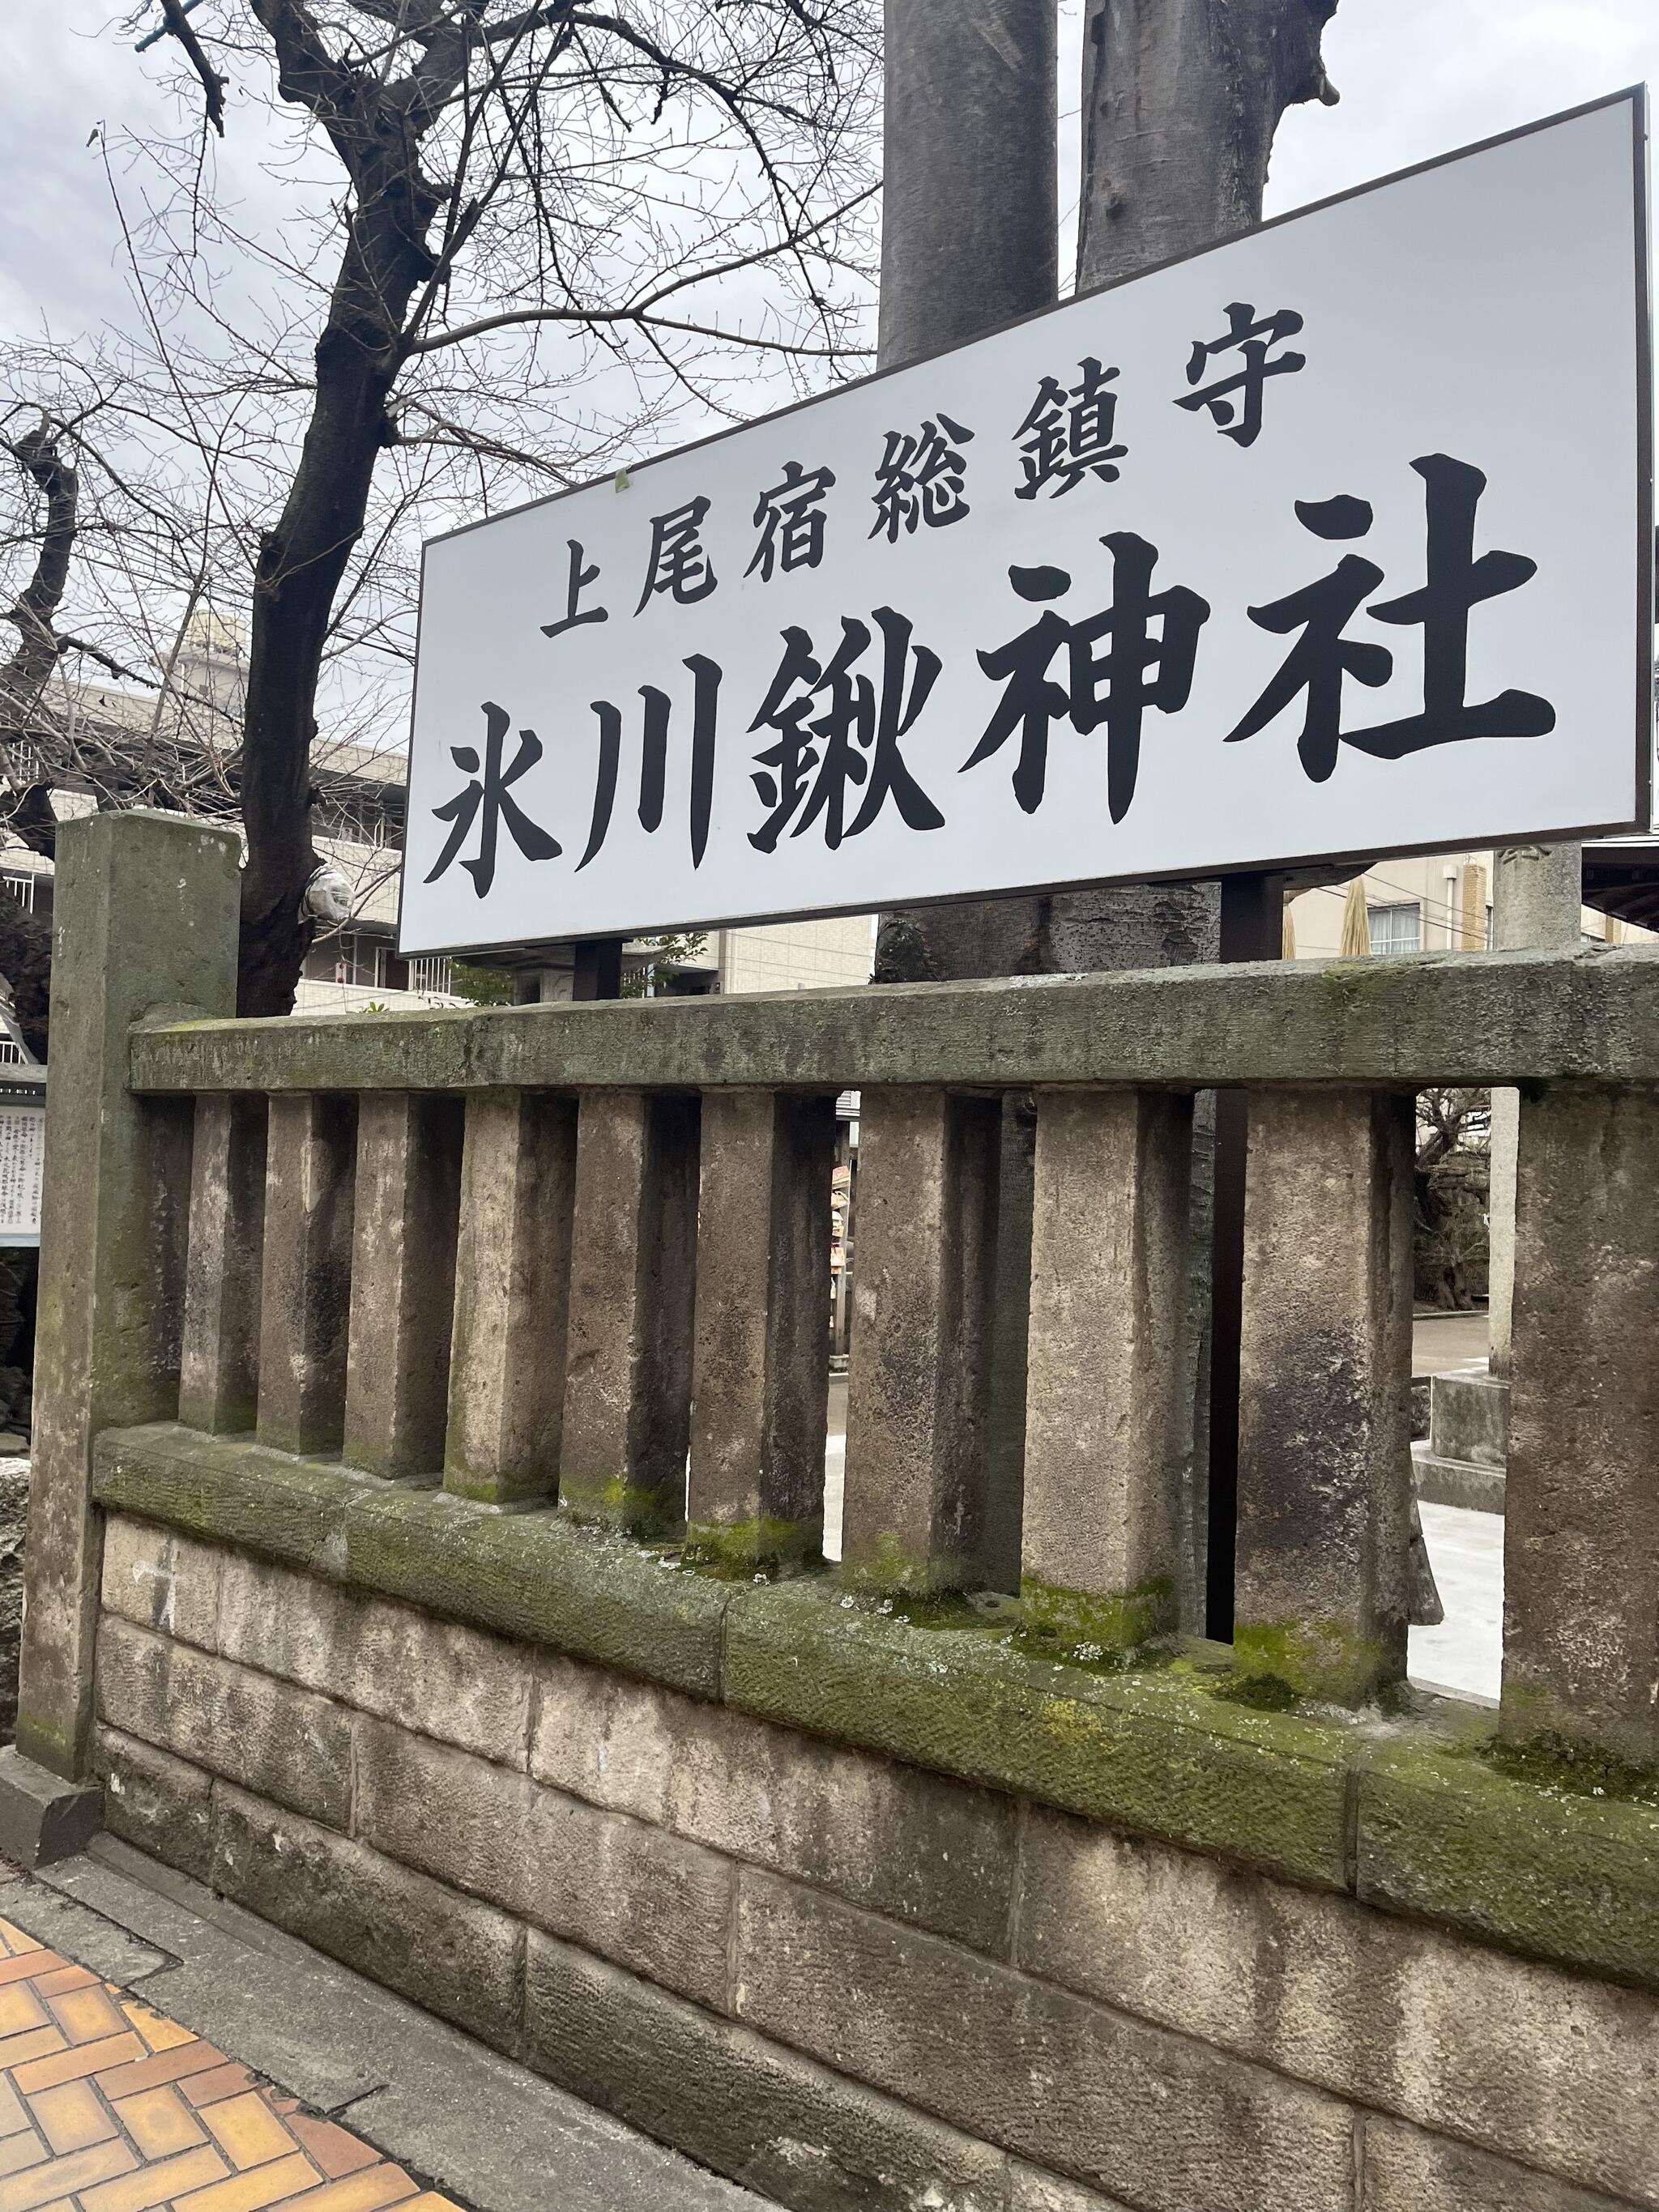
[872,0,1059,990]
[1077,0,1339,291]
[876,0,1340,989]
[1052,0,1341,973]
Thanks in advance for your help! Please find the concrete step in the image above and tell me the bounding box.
[1413,1441,1506,1515]
[1427,1367,1509,1467]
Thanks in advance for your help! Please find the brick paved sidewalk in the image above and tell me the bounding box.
[0,1916,457,2212]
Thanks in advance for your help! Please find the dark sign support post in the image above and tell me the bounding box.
[1206,870,1287,1641]
[574,939,624,1001]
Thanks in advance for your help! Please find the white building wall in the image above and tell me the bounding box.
[716,915,876,995]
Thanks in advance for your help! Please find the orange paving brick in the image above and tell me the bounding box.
[181,2065,256,2111]
[118,2001,196,2056]
[30,2078,119,2156]
[113,2085,207,2159]
[11,2031,145,2094]
[0,2133,44,2182]
[93,2041,229,2099]
[202,2093,296,2173]
[80,2144,229,2212]
[0,1917,464,2212]
[262,2167,420,2212]
[284,2116,381,2182]
[171,2150,321,2212]
[0,2035,65,2076]
[0,2134,136,2212]
[0,1965,58,1997]
[27,1970,96,2000]
[0,1992,48,2044]
[45,1984,127,2046]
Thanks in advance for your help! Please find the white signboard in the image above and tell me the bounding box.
[401,92,1653,957]
[0,1106,45,1247]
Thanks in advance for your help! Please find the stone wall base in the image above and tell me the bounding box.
[87,1511,1659,2212]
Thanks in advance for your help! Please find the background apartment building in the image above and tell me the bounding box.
[1286,846,1659,960]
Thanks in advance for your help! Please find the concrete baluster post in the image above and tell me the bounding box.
[1022,1089,1193,1649]
[1502,1084,1659,1764]
[0,811,239,1860]
[343,1093,465,1479]
[559,1091,700,1536]
[1489,843,1583,1377]
[689,1090,836,1576]
[840,1089,1000,1595]
[257,1095,357,1458]
[1234,1089,1414,1705]
[179,1095,267,1435]
[445,1091,578,1507]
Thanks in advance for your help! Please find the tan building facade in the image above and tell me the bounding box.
[1286,850,1657,961]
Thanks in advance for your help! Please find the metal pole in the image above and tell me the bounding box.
[573,940,624,1002]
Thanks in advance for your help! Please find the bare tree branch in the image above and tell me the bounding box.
[156,0,231,134]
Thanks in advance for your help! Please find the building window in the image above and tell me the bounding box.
[1368,901,1422,956]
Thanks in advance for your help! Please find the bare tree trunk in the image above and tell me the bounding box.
[872,0,1058,988]
[1053,0,1339,972]
[237,199,433,1015]
[1077,0,1338,291]
[0,424,87,1051]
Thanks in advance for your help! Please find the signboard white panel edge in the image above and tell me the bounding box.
[399,87,1654,958]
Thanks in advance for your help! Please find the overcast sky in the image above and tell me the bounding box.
[3,1,1656,354]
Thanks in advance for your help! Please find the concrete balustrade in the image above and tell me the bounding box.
[134,948,1659,1752]
[689,1090,836,1575]
[257,1093,358,1459]
[557,1090,700,1536]
[445,1091,578,1507]
[1234,1089,1414,1705]
[179,1094,267,1436]
[343,1093,465,1480]
[1021,1088,1193,1648]
[19,812,1659,1834]
[840,1088,1001,1594]
[1503,1084,1659,1765]
[13,808,1659,2208]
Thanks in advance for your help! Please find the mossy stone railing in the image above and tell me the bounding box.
[12,810,1659,1906]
